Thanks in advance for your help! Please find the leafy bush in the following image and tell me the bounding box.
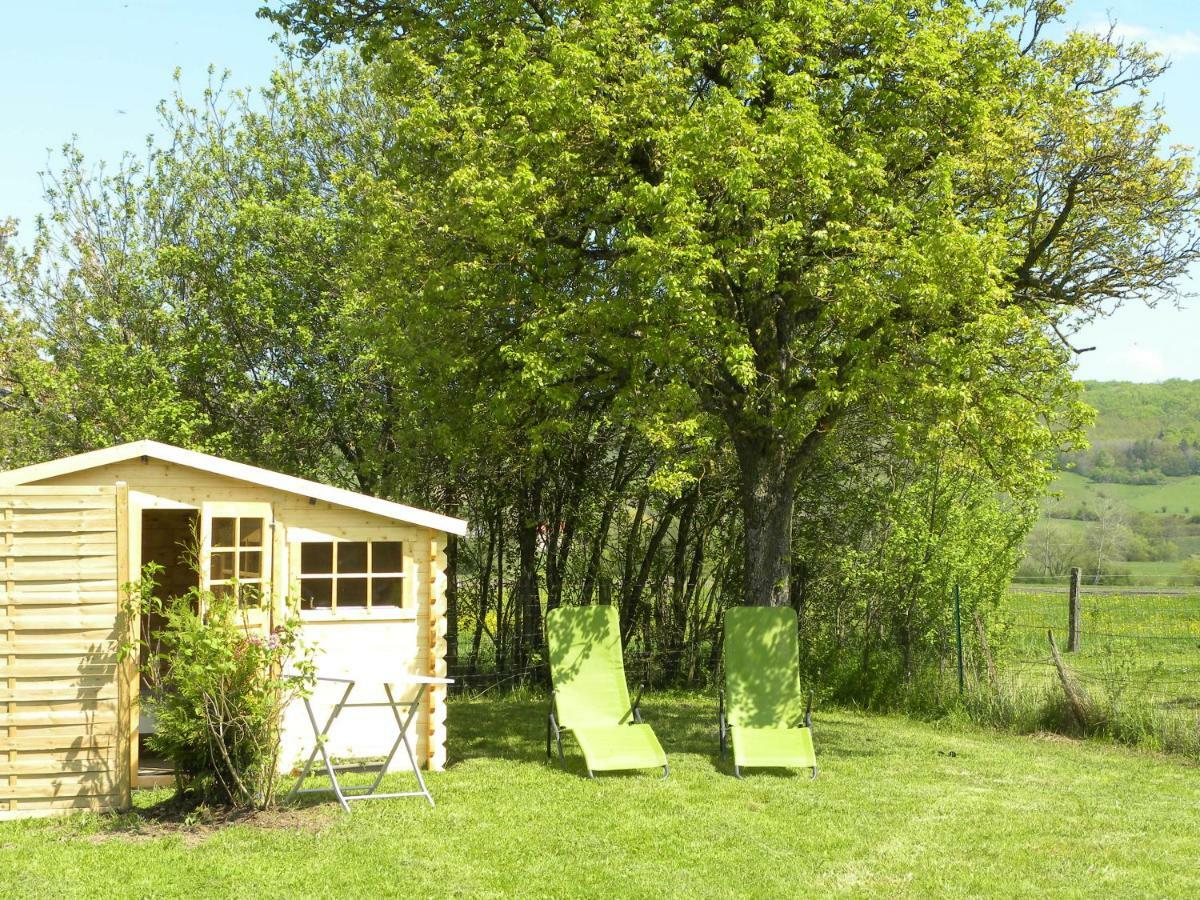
[123,565,315,808]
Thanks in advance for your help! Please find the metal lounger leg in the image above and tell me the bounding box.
[547,693,565,765]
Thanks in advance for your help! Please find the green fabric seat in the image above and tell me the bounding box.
[546,606,668,777]
[722,606,818,777]
[573,725,667,771]
[730,726,815,770]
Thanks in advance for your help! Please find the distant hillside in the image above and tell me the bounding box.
[1079,380,1200,443]
[1023,380,1200,583]
[1057,381,1200,485]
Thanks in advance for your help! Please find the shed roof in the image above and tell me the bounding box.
[0,440,468,536]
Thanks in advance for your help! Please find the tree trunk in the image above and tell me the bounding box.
[515,480,543,668]
[736,437,796,607]
[468,522,496,678]
[495,513,507,672]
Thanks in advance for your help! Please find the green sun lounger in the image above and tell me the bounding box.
[546,606,668,778]
[720,606,817,778]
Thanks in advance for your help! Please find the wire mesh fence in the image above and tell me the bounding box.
[1010,574,1200,591]
[449,578,1200,755]
[996,576,1200,732]
[447,631,716,697]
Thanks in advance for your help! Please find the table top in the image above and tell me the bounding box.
[311,673,455,687]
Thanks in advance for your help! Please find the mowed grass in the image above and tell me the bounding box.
[4,695,1200,898]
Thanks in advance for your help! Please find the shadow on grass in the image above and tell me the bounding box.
[446,696,641,778]
[447,692,888,779]
[448,697,549,765]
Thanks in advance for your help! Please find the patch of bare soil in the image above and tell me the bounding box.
[91,795,338,845]
[1030,731,1083,746]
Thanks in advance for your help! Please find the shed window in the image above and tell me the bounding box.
[298,540,406,613]
[210,516,267,606]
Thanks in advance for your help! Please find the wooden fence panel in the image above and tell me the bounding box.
[1,486,127,820]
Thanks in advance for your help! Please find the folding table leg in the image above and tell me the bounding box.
[357,682,416,796]
[385,682,434,808]
[286,681,355,812]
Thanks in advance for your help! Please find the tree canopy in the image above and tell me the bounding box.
[261,0,1200,604]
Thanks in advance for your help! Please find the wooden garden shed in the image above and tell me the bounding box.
[0,440,465,820]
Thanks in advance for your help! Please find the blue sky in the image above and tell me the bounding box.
[1,0,1197,382]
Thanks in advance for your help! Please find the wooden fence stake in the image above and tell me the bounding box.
[1067,567,1082,652]
[973,610,997,689]
[1048,629,1091,731]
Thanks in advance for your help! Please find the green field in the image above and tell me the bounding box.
[1035,473,1200,581]
[4,694,1200,898]
[1048,471,1200,518]
[999,591,1200,706]
[1121,560,1200,580]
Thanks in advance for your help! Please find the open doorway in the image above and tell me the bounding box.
[138,508,199,781]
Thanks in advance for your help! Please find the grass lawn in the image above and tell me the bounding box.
[4,696,1200,898]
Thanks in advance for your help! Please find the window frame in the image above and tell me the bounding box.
[200,501,274,614]
[295,538,410,616]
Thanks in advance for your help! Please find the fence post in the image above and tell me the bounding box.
[954,583,964,694]
[1067,567,1082,652]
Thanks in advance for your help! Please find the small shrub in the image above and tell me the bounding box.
[122,565,315,809]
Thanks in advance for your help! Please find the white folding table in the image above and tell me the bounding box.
[285,673,453,811]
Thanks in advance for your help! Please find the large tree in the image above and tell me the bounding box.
[263,0,1199,607]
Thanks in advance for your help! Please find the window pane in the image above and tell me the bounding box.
[339,542,368,574]
[239,551,262,579]
[300,543,333,574]
[372,541,403,573]
[372,577,404,607]
[240,518,264,547]
[239,583,264,608]
[210,551,236,582]
[211,583,234,600]
[300,579,331,610]
[212,517,236,548]
[338,577,368,607]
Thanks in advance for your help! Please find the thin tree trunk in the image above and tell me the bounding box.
[495,512,508,672]
[468,517,497,677]
[620,501,678,642]
[515,479,543,668]
[664,488,698,683]
[580,430,634,605]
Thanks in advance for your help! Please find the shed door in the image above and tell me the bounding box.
[199,501,274,631]
[0,485,129,820]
